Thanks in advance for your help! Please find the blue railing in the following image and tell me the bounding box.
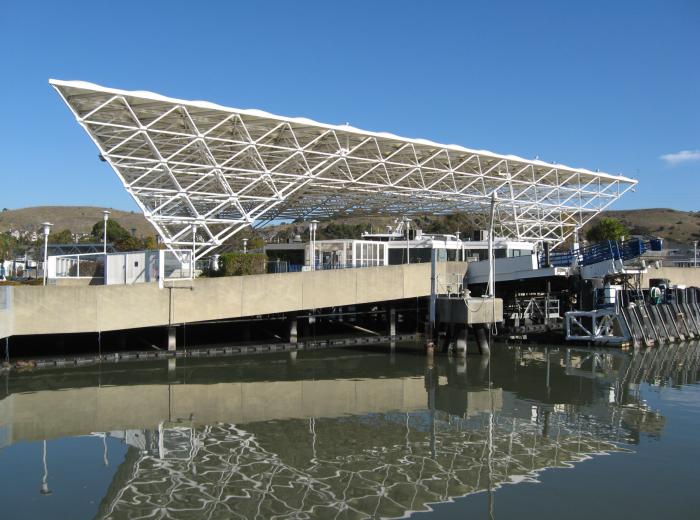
[539,237,662,269]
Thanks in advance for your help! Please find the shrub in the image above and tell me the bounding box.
[586,217,629,242]
[218,252,267,276]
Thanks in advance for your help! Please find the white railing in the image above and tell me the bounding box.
[48,253,105,280]
[47,249,194,287]
[159,249,194,287]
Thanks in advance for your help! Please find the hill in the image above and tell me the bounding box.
[584,208,700,246]
[0,206,154,237]
[2,205,698,247]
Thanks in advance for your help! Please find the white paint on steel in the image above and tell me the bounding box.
[50,79,637,259]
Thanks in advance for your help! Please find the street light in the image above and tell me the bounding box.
[486,192,500,297]
[102,210,110,255]
[694,241,698,268]
[41,222,52,286]
[309,220,319,270]
[402,217,412,264]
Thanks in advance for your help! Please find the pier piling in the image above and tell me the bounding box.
[167,326,177,351]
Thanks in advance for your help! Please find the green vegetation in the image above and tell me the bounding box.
[213,252,267,276]
[0,232,17,261]
[586,217,629,243]
[49,228,74,244]
[90,219,159,252]
[316,223,371,240]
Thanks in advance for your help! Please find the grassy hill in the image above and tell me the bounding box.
[0,206,154,237]
[584,208,700,246]
[2,205,698,247]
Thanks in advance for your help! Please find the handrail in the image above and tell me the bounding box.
[540,237,662,269]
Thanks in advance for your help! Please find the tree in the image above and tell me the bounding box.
[49,228,74,244]
[0,232,16,261]
[586,217,629,243]
[91,219,131,244]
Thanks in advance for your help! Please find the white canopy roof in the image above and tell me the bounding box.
[51,79,637,258]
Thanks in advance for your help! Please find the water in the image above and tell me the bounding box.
[0,342,699,519]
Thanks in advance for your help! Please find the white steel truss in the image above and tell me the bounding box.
[51,79,637,259]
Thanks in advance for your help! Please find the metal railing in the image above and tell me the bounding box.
[50,253,105,279]
[269,262,383,273]
[539,237,663,269]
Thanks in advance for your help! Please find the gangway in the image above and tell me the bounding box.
[542,237,663,269]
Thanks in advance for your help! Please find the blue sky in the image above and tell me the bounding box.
[1,0,698,211]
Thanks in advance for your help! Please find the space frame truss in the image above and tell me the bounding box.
[51,80,637,259]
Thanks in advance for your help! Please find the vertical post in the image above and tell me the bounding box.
[167,326,177,351]
[404,217,412,264]
[309,220,318,271]
[389,306,396,337]
[102,210,110,255]
[428,248,437,347]
[191,224,197,274]
[289,317,298,343]
[242,238,248,254]
[41,222,52,286]
[487,192,498,297]
[694,241,697,268]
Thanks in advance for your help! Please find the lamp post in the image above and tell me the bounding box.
[695,241,698,268]
[41,222,52,286]
[102,210,110,255]
[403,217,412,264]
[242,238,248,254]
[309,220,319,270]
[487,192,500,297]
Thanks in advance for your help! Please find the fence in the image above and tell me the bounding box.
[47,250,194,287]
[539,237,663,269]
[159,249,194,287]
[48,253,105,281]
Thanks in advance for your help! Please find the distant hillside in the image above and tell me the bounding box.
[0,206,154,237]
[584,208,700,246]
[2,205,698,246]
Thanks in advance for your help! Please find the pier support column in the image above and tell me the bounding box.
[167,326,177,351]
[454,327,467,358]
[388,307,396,337]
[475,326,490,356]
[289,318,298,343]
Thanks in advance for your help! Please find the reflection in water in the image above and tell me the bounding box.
[1,342,699,519]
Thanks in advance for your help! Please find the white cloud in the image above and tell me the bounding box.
[659,150,700,166]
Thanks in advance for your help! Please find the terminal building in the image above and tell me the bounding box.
[264,223,535,270]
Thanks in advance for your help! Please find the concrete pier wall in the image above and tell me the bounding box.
[1,262,468,338]
[0,286,12,340]
[641,267,700,288]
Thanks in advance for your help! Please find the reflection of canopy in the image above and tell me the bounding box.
[51,80,637,258]
[96,410,627,519]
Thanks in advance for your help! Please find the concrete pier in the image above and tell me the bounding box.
[167,326,177,351]
[0,262,470,340]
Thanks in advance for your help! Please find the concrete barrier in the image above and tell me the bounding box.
[0,262,468,338]
[641,267,700,288]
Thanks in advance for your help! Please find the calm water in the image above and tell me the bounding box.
[0,343,699,519]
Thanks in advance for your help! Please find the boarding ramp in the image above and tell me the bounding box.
[543,238,663,280]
